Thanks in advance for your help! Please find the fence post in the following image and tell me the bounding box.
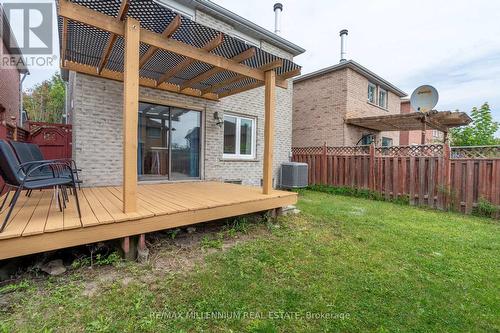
[443,143,451,210]
[369,143,375,191]
[322,142,327,184]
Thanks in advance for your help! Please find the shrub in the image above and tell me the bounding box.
[473,198,500,218]
[306,184,408,205]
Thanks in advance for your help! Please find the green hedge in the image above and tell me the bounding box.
[302,184,410,206]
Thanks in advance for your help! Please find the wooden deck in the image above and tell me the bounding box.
[0,182,297,260]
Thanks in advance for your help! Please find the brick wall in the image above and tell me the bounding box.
[344,68,400,146]
[293,69,347,147]
[399,100,444,145]
[71,73,293,188]
[0,39,20,125]
[293,66,402,147]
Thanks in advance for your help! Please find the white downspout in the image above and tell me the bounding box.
[19,72,28,127]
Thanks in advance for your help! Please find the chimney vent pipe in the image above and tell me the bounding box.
[339,29,348,62]
[274,3,283,35]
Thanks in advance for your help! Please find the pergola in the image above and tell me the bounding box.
[346,110,472,143]
[57,0,302,213]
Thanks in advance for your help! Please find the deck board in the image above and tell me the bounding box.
[22,191,52,237]
[0,182,297,260]
[81,188,114,224]
[0,191,43,239]
[63,190,83,230]
[0,191,29,226]
[77,189,100,227]
[45,190,65,233]
[142,185,206,210]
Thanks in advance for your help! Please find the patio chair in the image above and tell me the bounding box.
[9,141,82,190]
[0,140,81,233]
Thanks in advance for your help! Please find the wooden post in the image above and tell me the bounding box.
[369,143,375,190]
[421,118,427,145]
[443,143,451,210]
[465,160,474,214]
[263,70,276,194]
[123,18,140,213]
[322,142,327,185]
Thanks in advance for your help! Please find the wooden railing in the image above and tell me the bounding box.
[292,144,500,217]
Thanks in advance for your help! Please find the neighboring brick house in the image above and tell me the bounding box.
[399,99,444,145]
[64,0,304,187]
[293,60,407,147]
[0,4,29,127]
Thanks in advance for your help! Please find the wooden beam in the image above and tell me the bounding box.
[139,15,181,68]
[180,48,256,91]
[59,0,124,36]
[263,70,276,195]
[97,0,130,74]
[60,17,68,67]
[425,117,449,133]
[218,69,301,98]
[62,61,219,101]
[277,67,301,81]
[202,59,283,95]
[156,33,224,86]
[123,18,140,213]
[141,29,266,82]
[58,0,267,82]
[218,82,262,98]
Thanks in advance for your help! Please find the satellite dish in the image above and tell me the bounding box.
[410,85,439,113]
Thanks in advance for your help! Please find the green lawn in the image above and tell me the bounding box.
[1,190,499,332]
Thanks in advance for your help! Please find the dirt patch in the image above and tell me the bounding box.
[2,214,275,299]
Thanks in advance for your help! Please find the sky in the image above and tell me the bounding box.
[19,0,500,123]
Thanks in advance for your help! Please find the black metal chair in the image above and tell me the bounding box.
[9,141,82,189]
[0,140,81,232]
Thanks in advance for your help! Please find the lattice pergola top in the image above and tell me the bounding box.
[346,110,472,133]
[57,0,302,101]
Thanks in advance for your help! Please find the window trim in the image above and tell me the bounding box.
[378,88,388,109]
[223,114,257,160]
[367,82,376,104]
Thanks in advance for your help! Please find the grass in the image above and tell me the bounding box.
[0,191,499,332]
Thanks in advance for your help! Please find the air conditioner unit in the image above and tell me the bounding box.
[280,162,308,189]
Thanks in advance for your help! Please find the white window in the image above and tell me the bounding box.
[382,137,393,147]
[378,88,388,109]
[368,82,376,103]
[223,114,256,159]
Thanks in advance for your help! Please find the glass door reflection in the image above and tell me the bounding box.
[138,103,170,180]
[138,102,201,181]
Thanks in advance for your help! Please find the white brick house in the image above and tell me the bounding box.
[63,0,304,188]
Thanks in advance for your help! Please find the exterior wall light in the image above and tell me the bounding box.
[214,111,224,127]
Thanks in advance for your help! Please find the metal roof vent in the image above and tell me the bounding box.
[274,3,283,35]
[340,29,348,62]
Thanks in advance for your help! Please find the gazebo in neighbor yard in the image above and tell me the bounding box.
[0,0,303,260]
[346,110,472,144]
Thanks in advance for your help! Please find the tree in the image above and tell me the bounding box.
[23,73,65,124]
[450,103,500,146]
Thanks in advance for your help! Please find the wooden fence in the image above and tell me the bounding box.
[292,144,500,217]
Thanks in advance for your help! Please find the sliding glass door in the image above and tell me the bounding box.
[138,102,201,181]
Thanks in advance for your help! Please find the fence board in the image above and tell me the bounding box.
[465,161,474,214]
[428,158,435,208]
